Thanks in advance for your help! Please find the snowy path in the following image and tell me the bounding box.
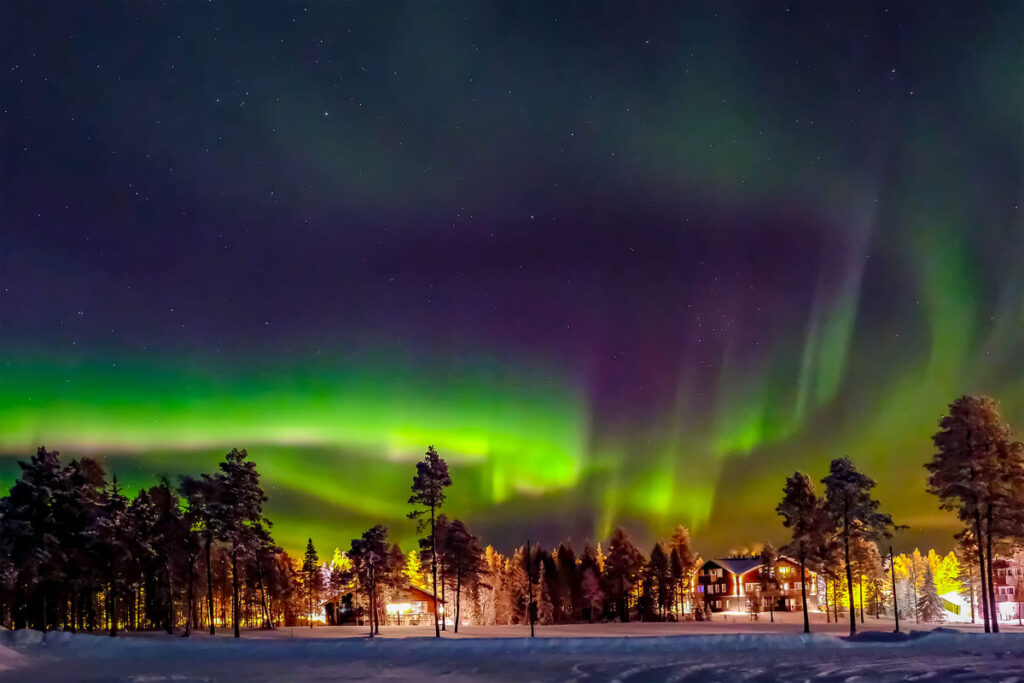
[4,626,1024,682]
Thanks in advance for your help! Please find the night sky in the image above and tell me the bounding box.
[2,2,1022,557]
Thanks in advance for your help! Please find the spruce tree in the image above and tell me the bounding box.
[303,539,320,628]
[648,543,669,619]
[555,541,580,621]
[758,542,779,622]
[669,526,696,616]
[581,567,604,622]
[604,528,644,622]
[407,445,451,638]
[916,566,946,623]
[668,549,684,618]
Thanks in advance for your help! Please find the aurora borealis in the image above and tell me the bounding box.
[1,2,1022,557]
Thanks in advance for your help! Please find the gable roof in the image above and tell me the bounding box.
[707,557,762,576]
[322,584,445,606]
[403,584,444,603]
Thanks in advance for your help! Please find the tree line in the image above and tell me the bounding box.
[0,447,306,635]
[1,393,1021,637]
[775,394,1024,636]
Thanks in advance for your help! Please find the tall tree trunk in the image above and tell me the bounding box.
[372,566,379,635]
[889,546,900,632]
[843,504,856,636]
[185,552,195,637]
[366,567,374,638]
[620,576,627,623]
[799,543,810,633]
[859,576,864,623]
[454,566,462,634]
[975,511,990,632]
[256,553,270,629]
[833,580,839,623]
[823,578,830,623]
[911,557,919,624]
[527,540,535,637]
[231,547,240,638]
[206,534,215,635]
[109,579,117,637]
[164,560,174,634]
[985,507,999,633]
[441,566,446,631]
[967,561,975,623]
[308,566,313,629]
[430,503,439,638]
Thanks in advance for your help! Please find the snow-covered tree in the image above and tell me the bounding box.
[916,566,946,623]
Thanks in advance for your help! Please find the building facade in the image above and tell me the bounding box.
[696,555,818,613]
[322,585,445,626]
[992,552,1024,623]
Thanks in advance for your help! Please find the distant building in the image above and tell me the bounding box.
[322,585,445,626]
[992,552,1024,623]
[696,555,818,613]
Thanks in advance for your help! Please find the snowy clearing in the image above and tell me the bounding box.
[4,620,1024,682]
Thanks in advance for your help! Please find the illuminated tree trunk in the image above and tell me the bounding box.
[975,510,989,632]
[967,561,975,623]
[430,504,439,638]
[256,554,270,629]
[985,507,999,633]
[206,533,215,635]
[232,548,240,638]
[799,542,810,634]
[859,576,864,624]
[454,565,462,634]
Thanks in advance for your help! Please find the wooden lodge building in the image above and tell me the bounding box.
[323,585,446,626]
[696,555,818,613]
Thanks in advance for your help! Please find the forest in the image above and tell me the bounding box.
[1,394,1021,637]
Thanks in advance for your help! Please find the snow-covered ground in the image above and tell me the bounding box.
[4,616,1024,682]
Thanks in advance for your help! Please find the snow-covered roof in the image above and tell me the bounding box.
[710,557,762,576]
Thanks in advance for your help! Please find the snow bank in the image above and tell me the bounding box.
[5,627,1022,660]
[0,643,29,673]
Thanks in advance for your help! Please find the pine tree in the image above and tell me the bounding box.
[536,560,554,625]
[955,533,979,623]
[926,395,1024,634]
[758,542,779,622]
[823,457,896,636]
[403,549,430,590]
[302,539,320,628]
[407,445,451,638]
[581,566,604,622]
[348,525,396,636]
[851,538,884,622]
[94,474,133,637]
[668,548,684,618]
[669,526,696,616]
[0,447,69,630]
[604,528,644,622]
[214,448,268,638]
[180,473,219,635]
[648,543,670,619]
[555,541,580,622]
[916,566,946,623]
[776,471,826,633]
[439,519,485,633]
